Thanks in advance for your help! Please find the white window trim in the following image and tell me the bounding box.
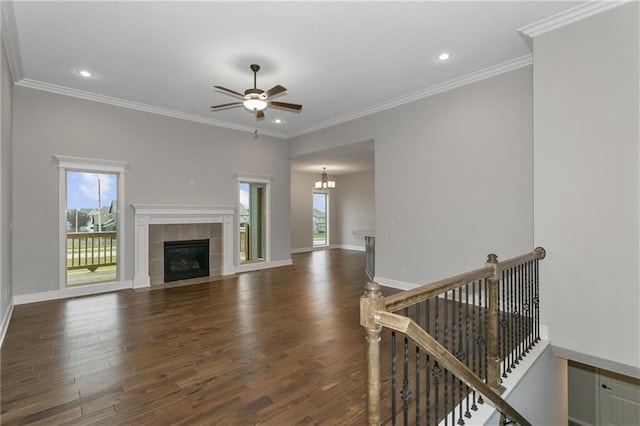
[235,173,272,268]
[312,190,330,248]
[54,155,130,296]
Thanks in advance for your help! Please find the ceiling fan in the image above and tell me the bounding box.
[211,64,303,119]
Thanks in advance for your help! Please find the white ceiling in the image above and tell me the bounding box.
[291,139,375,176]
[5,0,589,142]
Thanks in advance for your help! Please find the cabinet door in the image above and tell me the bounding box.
[600,370,640,425]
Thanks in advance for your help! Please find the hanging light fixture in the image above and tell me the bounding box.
[314,167,336,189]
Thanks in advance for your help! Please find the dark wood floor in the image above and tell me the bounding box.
[1,250,392,425]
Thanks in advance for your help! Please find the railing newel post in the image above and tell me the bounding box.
[485,253,502,392]
[361,281,385,425]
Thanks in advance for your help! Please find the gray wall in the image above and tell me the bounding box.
[12,86,291,296]
[290,171,317,250]
[290,66,533,286]
[486,345,568,425]
[332,171,374,249]
[533,2,640,372]
[1,35,14,330]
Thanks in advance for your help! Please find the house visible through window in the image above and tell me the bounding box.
[65,171,119,286]
[313,192,328,247]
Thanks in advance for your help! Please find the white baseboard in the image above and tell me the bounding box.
[0,300,14,348]
[568,416,593,426]
[234,259,293,273]
[291,245,366,254]
[373,275,419,291]
[291,247,313,254]
[330,244,365,252]
[13,280,133,305]
[13,290,61,305]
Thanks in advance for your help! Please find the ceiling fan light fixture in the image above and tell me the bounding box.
[243,98,268,111]
[314,167,336,190]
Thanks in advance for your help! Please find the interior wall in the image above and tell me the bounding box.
[533,2,640,372]
[290,66,533,286]
[1,31,14,336]
[290,171,316,251]
[332,171,374,249]
[12,86,291,297]
[485,346,568,425]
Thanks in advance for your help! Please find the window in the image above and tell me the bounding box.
[55,156,128,290]
[238,176,270,264]
[313,192,328,247]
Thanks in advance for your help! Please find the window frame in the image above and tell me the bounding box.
[54,155,129,295]
[235,173,272,267]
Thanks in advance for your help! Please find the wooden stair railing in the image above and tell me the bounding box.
[360,247,546,425]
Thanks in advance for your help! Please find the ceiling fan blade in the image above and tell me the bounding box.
[270,101,303,111]
[214,86,245,98]
[210,102,243,109]
[266,85,286,98]
[256,109,265,119]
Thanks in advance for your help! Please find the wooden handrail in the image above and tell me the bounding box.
[384,247,546,313]
[374,311,531,426]
[495,247,546,274]
[384,266,493,312]
[361,247,546,425]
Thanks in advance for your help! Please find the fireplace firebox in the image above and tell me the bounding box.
[164,239,210,282]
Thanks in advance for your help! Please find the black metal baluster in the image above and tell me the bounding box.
[509,266,515,372]
[392,330,397,425]
[518,263,527,361]
[533,259,540,343]
[529,259,535,350]
[524,260,531,354]
[513,265,522,365]
[471,280,478,411]
[425,299,431,425]
[416,304,420,425]
[444,291,449,425]
[403,307,410,426]
[464,283,471,419]
[501,269,508,379]
[457,287,464,425]
[434,296,440,422]
[525,260,533,353]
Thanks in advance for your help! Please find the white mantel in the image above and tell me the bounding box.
[131,204,236,288]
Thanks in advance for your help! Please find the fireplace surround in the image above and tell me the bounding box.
[131,204,235,288]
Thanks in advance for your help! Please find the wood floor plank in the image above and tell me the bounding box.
[1,250,383,424]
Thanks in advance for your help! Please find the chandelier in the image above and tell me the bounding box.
[314,167,335,189]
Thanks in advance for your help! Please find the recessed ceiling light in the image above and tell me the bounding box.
[273,118,283,124]
[436,52,452,62]
[77,69,94,78]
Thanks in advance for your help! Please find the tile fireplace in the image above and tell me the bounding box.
[131,205,236,288]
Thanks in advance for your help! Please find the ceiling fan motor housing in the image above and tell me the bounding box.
[244,88,266,99]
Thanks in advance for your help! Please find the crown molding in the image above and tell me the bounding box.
[288,55,533,138]
[518,0,629,39]
[15,78,289,139]
[1,0,24,82]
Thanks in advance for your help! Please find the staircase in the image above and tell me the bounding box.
[360,247,546,425]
